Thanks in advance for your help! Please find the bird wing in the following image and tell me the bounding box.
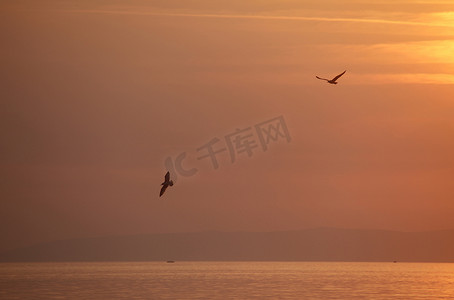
[164,171,170,182]
[331,70,346,82]
[316,76,329,81]
[160,184,168,197]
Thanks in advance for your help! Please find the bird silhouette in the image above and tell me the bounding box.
[159,171,174,197]
[316,70,346,84]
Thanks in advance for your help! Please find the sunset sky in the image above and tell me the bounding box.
[1,0,454,253]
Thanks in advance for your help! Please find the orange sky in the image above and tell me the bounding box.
[1,0,454,252]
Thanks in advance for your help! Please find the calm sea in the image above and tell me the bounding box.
[0,262,453,299]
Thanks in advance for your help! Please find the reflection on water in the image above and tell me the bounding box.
[0,262,453,299]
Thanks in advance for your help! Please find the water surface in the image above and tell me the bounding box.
[1,262,453,299]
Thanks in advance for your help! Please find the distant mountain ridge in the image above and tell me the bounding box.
[2,228,454,262]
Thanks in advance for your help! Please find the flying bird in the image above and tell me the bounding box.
[316,70,346,84]
[159,171,174,197]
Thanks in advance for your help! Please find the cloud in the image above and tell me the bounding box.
[349,73,454,85]
[62,9,454,28]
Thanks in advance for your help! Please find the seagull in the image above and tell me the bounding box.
[316,70,346,84]
[159,171,174,197]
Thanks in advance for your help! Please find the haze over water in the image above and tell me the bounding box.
[1,262,454,299]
